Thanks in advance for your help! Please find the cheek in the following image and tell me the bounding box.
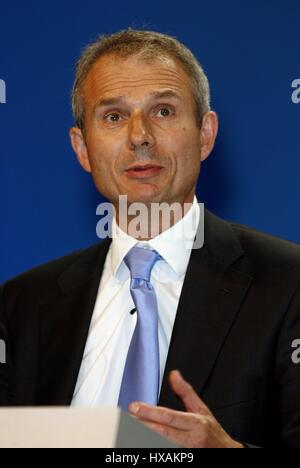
[86,135,117,173]
[171,129,201,167]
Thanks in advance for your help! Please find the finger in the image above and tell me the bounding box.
[140,420,186,446]
[140,419,201,449]
[129,401,206,431]
[169,370,210,414]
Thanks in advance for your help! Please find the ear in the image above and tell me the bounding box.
[69,127,91,173]
[199,111,218,162]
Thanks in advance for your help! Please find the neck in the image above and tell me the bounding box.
[114,194,195,240]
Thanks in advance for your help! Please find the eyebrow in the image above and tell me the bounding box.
[94,90,183,111]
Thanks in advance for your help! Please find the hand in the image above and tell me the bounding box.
[129,370,244,448]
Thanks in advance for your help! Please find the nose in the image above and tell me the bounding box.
[128,112,155,151]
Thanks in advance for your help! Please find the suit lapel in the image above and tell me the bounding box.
[36,239,112,405]
[159,209,253,410]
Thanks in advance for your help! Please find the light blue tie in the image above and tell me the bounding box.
[118,246,162,411]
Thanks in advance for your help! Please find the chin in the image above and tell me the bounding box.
[125,185,164,204]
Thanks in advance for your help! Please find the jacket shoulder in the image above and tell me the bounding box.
[230,221,300,274]
[0,240,110,302]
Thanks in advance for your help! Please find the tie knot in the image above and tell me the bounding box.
[124,246,161,282]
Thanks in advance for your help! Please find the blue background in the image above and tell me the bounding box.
[0,0,299,284]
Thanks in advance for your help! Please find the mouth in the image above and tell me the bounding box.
[125,164,164,179]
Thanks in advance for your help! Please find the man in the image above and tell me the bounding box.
[1,29,300,448]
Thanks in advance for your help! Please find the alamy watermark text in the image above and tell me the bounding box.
[0,79,6,104]
[291,79,300,104]
[96,196,205,250]
[0,339,6,364]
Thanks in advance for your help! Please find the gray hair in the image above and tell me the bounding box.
[71,28,211,130]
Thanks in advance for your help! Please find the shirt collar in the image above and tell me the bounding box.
[110,196,201,282]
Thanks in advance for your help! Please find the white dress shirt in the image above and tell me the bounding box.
[72,197,200,407]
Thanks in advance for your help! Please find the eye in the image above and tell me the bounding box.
[104,112,122,122]
[156,106,174,118]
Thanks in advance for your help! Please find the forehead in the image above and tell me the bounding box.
[83,53,193,105]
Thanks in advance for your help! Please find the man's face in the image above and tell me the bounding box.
[70,53,218,207]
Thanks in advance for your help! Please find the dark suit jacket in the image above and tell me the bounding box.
[1,209,300,447]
